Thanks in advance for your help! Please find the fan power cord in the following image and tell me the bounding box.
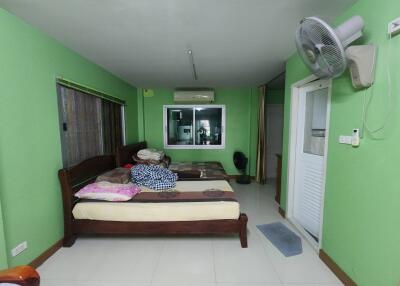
[361,33,394,138]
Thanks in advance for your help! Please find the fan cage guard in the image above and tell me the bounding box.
[296,17,347,79]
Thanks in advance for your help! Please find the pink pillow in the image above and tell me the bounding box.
[75,182,141,202]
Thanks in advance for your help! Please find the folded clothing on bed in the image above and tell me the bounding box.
[75,182,141,201]
[131,164,177,190]
[137,148,165,161]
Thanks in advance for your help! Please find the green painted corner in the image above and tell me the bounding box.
[280,0,400,285]
[0,7,138,267]
[137,88,145,141]
[138,88,259,175]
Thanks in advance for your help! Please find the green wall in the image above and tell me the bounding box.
[280,0,400,285]
[0,200,8,269]
[138,88,259,175]
[266,89,284,105]
[0,8,138,267]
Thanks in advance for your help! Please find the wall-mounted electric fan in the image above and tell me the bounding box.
[296,15,377,89]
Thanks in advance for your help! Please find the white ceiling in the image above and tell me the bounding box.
[0,0,356,88]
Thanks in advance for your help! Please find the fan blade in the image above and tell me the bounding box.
[319,45,347,77]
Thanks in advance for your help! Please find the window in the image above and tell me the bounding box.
[57,83,126,168]
[303,87,328,156]
[163,105,225,149]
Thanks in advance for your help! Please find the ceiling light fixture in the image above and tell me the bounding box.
[188,49,198,80]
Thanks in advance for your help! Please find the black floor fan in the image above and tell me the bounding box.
[233,151,251,184]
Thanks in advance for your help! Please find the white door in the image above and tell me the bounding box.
[266,104,284,179]
[293,80,330,240]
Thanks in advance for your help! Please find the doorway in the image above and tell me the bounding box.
[265,72,285,183]
[287,77,331,250]
[265,104,284,179]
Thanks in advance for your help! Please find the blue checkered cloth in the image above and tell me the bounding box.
[131,164,177,190]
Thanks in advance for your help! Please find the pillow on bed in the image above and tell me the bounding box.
[96,167,131,184]
[75,182,141,202]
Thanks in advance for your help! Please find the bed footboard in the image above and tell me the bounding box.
[69,213,249,248]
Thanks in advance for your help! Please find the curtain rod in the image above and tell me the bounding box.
[56,77,126,106]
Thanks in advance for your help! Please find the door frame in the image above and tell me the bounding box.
[286,75,332,251]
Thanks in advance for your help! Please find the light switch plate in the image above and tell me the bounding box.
[339,135,352,145]
[11,241,27,257]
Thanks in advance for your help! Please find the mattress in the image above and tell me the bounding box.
[72,180,240,222]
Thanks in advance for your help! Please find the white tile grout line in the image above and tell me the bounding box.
[211,238,218,284]
[149,238,166,286]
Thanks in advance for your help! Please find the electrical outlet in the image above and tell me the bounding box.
[11,241,27,257]
[388,17,400,37]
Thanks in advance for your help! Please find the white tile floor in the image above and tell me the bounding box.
[38,181,343,286]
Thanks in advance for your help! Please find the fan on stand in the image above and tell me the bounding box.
[233,152,251,184]
[296,15,376,88]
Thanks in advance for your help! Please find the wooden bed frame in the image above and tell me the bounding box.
[0,266,40,286]
[58,155,248,248]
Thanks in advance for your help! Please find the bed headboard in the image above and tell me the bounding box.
[58,155,116,208]
[115,141,147,166]
[59,155,116,191]
[58,155,116,243]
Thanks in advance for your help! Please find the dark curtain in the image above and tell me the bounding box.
[58,84,123,168]
[256,85,267,184]
[102,100,123,155]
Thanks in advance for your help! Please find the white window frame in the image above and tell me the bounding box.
[163,104,226,149]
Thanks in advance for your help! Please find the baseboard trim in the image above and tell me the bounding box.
[29,239,63,269]
[319,249,357,286]
[278,207,286,218]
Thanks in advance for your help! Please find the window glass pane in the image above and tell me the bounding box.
[195,108,222,145]
[167,108,193,145]
[303,88,328,156]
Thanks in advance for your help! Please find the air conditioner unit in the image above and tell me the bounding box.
[173,90,214,103]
